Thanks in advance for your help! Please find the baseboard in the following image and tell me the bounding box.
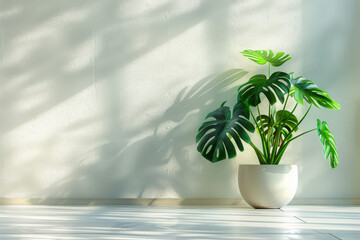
[0,198,359,206]
[290,198,360,205]
[0,198,247,206]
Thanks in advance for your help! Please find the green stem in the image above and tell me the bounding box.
[274,103,298,140]
[276,104,313,160]
[250,109,259,130]
[267,103,272,147]
[282,94,290,113]
[273,128,316,164]
[270,94,290,163]
[249,141,266,165]
[266,63,272,146]
[271,103,298,164]
[286,104,312,141]
[258,105,271,160]
[289,128,317,142]
[250,109,269,160]
[289,103,298,116]
[257,106,265,134]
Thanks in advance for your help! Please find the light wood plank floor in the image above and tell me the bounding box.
[0,205,358,239]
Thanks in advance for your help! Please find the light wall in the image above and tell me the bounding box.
[0,0,359,199]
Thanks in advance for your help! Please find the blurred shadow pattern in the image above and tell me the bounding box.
[0,0,251,198]
[0,0,358,199]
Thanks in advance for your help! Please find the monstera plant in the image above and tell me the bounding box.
[196,50,340,168]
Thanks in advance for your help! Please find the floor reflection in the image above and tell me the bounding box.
[0,205,358,239]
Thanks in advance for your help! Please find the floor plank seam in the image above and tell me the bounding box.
[0,205,358,239]
[293,215,307,223]
[329,233,342,240]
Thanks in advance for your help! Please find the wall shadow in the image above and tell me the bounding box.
[0,0,244,198]
[34,69,248,199]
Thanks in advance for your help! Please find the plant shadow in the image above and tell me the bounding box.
[31,69,248,200]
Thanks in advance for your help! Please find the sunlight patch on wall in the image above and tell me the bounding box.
[2,84,105,197]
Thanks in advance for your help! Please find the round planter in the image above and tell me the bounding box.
[238,164,298,209]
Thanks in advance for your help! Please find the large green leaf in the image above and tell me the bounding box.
[257,110,298,145]
[196,101,255,162]
[238,72,291,106]
[289,73,340,109]
[241,50,291,67]
[256,114,274,135]
[317,119,339,168]
[275,110,299,139]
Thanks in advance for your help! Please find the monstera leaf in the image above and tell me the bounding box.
[238,72,291,106]
[196,101,255,162]
[257,110,298,145]
[275,110,299,141]
[241,50,291,67]
[317,120,339,168]
[289,73,340,109]
[256,114,275,135]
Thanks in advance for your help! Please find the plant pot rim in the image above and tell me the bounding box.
[239,164,297,167]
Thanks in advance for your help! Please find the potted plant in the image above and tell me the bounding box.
[195,50,340,209]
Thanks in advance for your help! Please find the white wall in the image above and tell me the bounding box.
[0,0,358,199]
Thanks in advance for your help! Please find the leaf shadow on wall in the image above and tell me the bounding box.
[35,69,248,199]
[1,0,245,198]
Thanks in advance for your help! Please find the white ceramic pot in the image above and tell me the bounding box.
[238,164,298,209]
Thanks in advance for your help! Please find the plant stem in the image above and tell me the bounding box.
[273,128,317,164]
[250,109,269,160]
[257,105,271,159]
[266,63,272,148]
[250,109,259,129]
[282,94,290,112]
[288,104,312,139]
[257,105,265,133]
[275,104,313,160]
[289,103,298,116]
[270,103,298,164]
[275,102,298,139]
[249,142,266,165]
[289,128,317,142]
[270,94,290,163]
[267,103,272,148]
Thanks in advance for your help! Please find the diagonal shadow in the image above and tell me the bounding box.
[0,0,235,134]
[33,69,248,199]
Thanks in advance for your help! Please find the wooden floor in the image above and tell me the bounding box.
[0,205,359,239]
